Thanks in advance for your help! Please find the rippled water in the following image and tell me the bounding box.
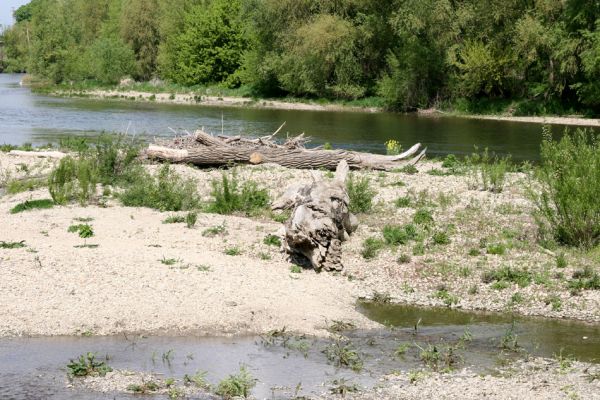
[2,74,594,160]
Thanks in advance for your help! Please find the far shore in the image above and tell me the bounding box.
[48,86,600,127]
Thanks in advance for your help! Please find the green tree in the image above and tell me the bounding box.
[84,36,136,84]
[120,0,160,80]
[170,0,246,86]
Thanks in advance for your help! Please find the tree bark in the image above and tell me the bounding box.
[146,130,425,171]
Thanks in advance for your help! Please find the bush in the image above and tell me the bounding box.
[383,224,418,246]
[207,173,270,215]
[347,174,376,214]
[84,37,136,84]
[482,266,532,288]
[532,128,600,248]
[120,164,201,211]
[361,237,385,259]
[413,208,434,225]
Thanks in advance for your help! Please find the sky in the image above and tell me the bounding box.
[1,0,29,29]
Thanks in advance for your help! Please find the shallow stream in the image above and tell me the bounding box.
[1,304,598,399]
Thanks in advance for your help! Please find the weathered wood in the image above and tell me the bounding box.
[147,130,425,171]
[275,161,357,271]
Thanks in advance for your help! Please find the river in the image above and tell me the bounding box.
[1,73,593,160]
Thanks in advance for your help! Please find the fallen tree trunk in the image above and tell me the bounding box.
[146,129,425,170]
[274,160,357,271]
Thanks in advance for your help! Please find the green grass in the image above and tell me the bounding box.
[10,199,54,214]
[394,196,412,208]
[202,223,227,237]
[568,266,600,291]
[290,265,303,273]
[347,173,376,214]
[6,177,47,194]
[487,243,506,255]
[224,247,242,256]
[160,257,178,266]
[432,230,451,245]
[215,366,256,399]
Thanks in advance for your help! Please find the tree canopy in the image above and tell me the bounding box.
[1,0,599,113]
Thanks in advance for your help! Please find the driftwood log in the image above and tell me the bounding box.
[273,160,357,271]
[146,128,426,171]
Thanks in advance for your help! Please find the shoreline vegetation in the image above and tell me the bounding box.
[35,80,600,127]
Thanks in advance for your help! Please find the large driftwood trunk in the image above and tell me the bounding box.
[273,161,357,271]
[146,129,426,171]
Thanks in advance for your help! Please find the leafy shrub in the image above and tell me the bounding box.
[120,164,201,211]
[347,174,376,213]
[531,128,600,248]
[215,366,256,399]
[84,37,136,84]
[207,173,270,215]
[186,211,198,228]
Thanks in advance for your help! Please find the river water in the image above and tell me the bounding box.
[1,73,592,160]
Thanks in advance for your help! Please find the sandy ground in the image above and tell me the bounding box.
[0,152,599,339]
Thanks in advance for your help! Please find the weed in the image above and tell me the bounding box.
[416,343,462,372]
[127,381,160,393]
[487,243,506,255]
[386,139,402,155]
[323,340,363,372]
[196,264,211,272]
[432,230,451,245]
[120,164,201,211]
[382,225,410,245]
[556,253,568,269]
[290,265,302,273]
[468,285,478,295]
[370,291,391,305]
[163,215,185,224]
[466,147,510,193]
[49,156,97,205]
[482,266,532,288]
[329,378,359,396]
[185,211,197,228]
[202,223,227,237]
[397,254,412,264]
[413,208,434,225]
[0,240,26,249]
[510,292,524,305]
[500,321,520,351]
[408,370,427,383]
[442,154,460,169]
[468,248,481,256]
[6,177,47,194]
[361,237,385,259]
[328,320,356,333]
[10,199,54,214]
[347,174,376,213]
[554,349,575,372]
[567,266,600,291]
[434,288,459,307]
[412,242,425,256]
[545,294,563,311]
[263,234,281,247]
[69,224,94,246]
[271,210,291,223]
[215,366,257,399]
[396,165,418,175]
[67,353,112,377]
[162,349,174,364]
[224,247,242,256]
[207,173,269,215]
[395,196,412,208]
[183,370,210,389]
[160,257,178,266]
[395,343,411,357]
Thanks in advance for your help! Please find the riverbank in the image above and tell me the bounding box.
[1,151,598,338]
[45,84,600,126]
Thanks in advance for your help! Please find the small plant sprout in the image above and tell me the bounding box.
[263,234,281,247]
[290,265,303,273]
[69,224,95,248]
[224,247,242,256]
[160,257,178,266]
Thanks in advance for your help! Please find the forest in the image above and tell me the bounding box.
[1,0,600,113]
